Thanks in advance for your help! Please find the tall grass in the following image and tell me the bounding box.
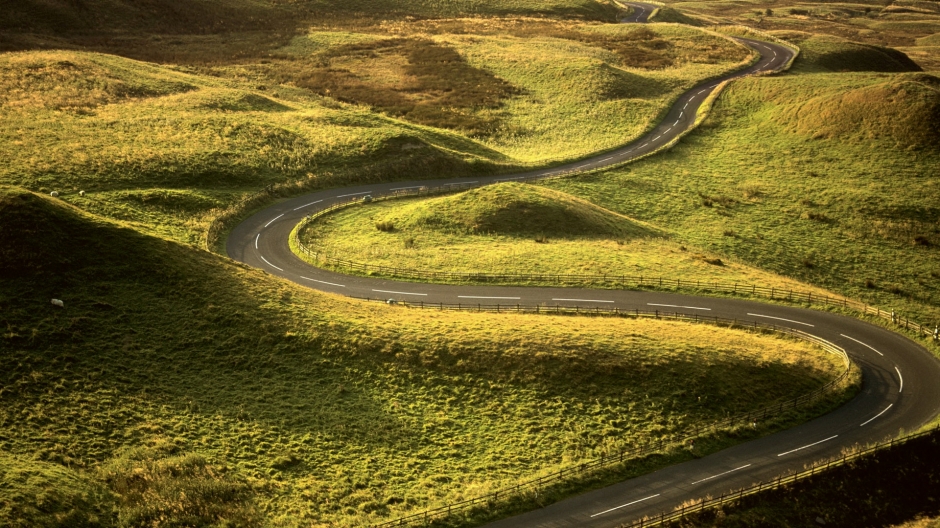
[545,71,940,324]
[299,182,837,292]
[0,187,850,527]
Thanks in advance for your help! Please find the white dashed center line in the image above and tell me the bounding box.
[552,298,614,303]
[259,255,283,271]
[690,464,752,485]
[337,191,372,198]
[264,213,284,228]
[895,366,903,393]
[294,199,322,211]
[300,276,345,288]
[777,435,838,457]
[254,233,260,249]
[647,303,711,311]
[373,289,427,296]
[458,296,521,300]
[747,313,814,327]
[391,186,423,191]
[860,404,893,427]
[839,334,884,356]
[590,494,660,518]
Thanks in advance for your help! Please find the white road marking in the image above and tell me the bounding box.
[259,255,283,271]
[391,186,423,191]
[697,89,707,95]
[552,298,615,303]
[458,295,521,300]
[683,102,690,110]
[264,213,284,228]
[653,135,662,141]
[601,156,614,162]
[300,276,345,287]
[640,143,649,148]
[647,303,711,311]
[777,435,838,457]
[895,366,903,393]
[590,494,660,518]
[747,313,814,327]
[673,119,680,126]
[373,289,427,296]
[839,334,884,356]
[337,191,372,198]
[294,199,323,211]
[254,233,260,249]
[690,464,752,485]
[860,404,893,427]
[679,111,684,119]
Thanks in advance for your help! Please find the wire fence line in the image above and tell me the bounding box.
[292,185,940,344]
[621,423,940,528]
[356,305,854,528]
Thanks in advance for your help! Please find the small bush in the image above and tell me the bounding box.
[701,198,714,207]
[803,258,815,268]
[404,237,415,249]
[789,8,810,15]
[375,221,395,232]
[865,278,877,288]
[913,235,932,246]
[723,229,736,237]
[534,235,549,243]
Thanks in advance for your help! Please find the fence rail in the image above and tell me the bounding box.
[292,189,940,344]
[363,305,853,528]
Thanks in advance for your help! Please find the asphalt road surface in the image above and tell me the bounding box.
[227,7,940,527]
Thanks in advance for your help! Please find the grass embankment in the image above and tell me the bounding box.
[668,428,940,528]
[0,22,751,247]
[299,182,835,293]
[544,71,940,324]
[0,187,851,527]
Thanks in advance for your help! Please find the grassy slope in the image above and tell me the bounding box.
[0,187,849,527]
[299,183,838,291]
[544,69,940,324]
[0,22,750,246]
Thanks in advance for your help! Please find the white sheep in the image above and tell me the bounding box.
[51,299,64,307]
[50,191,59,197]
[79,191,85,197]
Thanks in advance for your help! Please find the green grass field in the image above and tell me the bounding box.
[3,0,940,525]
[0,21,751,248]
[543,70,940,325]
[0,188,853,527]
[298,183,837,292]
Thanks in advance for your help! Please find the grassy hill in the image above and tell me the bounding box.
[0,21,752,247]
[545,70,940,325]
[299,183,840,291]
[0,187,851,526]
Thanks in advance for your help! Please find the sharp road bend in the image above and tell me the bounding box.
[227,4,940,527]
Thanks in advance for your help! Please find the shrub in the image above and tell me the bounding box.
[375,220,395,232]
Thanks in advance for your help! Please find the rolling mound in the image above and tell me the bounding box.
[783,33,922,73]
[778,73,940,148]
[379,182,658,238]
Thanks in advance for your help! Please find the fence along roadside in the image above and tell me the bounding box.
[362,306,854,528]
[290,183,940,344]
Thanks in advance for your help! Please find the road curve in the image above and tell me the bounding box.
[226,9,940,527]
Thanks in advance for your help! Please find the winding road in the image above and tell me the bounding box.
[226,6,940,527]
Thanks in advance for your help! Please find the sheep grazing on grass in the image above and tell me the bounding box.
[50,191,59,197]
[51,299,64,307]
[79,190,85,197]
